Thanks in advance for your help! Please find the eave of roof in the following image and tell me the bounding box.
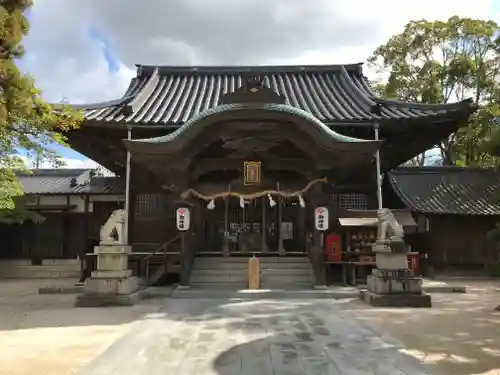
[72,63,475,127]
[16,169,123,195]
[389,166,500,216]
[124,103,382,155]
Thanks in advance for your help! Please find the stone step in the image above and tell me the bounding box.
[192,262,248,270]
[259,257,310,263]
[0,264,80,279]
[260,282,314,290]
[190,274,248,283]
[189,282,248,290]
[260,266,313,274]
[190,269,247,277]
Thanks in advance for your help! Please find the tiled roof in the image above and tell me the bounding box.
[17,169,123,195]
[78,64,474,126]
[389,167,500,215]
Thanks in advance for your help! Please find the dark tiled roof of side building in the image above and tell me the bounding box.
[389,166,500,215]
[16,169,123,195]
[76,64,474,125]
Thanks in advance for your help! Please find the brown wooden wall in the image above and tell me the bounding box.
[0,213,86,259]
[411,214,500,269]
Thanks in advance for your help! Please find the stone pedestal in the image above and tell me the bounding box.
[361,241,431,308]
[76,245,140,307]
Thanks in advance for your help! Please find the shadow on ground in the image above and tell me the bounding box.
[0,279,165,331]
[87,298,432,375]
[345,282,500,375]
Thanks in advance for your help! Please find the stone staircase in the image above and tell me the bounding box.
[189,256,314,290]
[190,257,248,289]
[0,259,80,279]
[260,257,314,289]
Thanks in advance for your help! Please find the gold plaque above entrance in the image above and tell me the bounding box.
[244,161,262,185]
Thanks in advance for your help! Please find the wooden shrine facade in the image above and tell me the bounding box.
[44,63,476,283]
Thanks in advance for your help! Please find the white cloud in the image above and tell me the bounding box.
[20,0,500,167]
[19,155,115,176]
[20,155,99,169]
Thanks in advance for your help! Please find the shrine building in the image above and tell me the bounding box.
[2,63,490,287]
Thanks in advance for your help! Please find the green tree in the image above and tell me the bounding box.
[369,16,500,166]
[0,0,82,223]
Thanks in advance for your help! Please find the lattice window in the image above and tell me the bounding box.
[134,194,168,219]
[331,193,368,210]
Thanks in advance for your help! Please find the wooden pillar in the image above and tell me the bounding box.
[62,195,70,258]
[179,232,189,286]
[240,198,248,254]
[79,194,90,283]
[297,203,306,253]
[128,185,136,247]
[277,182,285,256]
[222,184,230,256]
[310,185,326,287]
[178,201,197,288]
[261,196,268,252]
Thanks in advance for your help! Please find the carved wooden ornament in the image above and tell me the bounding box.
[244,161,261,185]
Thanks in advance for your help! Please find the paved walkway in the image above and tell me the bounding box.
[79,298,432,375]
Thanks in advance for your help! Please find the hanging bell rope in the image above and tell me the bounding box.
[180,177,327,202]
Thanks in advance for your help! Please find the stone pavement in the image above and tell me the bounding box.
[78,298,433,375]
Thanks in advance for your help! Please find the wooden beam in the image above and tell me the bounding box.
[190,158,313,178]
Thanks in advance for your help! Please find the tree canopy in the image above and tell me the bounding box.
[0,0,82,222]
[369,16,500,166]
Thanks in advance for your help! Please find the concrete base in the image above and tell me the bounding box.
[84,276,138,295]
[367,274,423,294]
[375,252,408,270]
[75,290,142,307]
[360,289,432,308]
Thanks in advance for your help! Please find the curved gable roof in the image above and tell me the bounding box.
[124,103,382,156]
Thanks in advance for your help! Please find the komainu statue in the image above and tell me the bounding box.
[377,208,404,244]
[99,209,127,245]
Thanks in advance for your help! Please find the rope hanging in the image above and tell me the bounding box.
[180,177,328,201]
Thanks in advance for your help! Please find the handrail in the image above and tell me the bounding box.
[144,234,181,282]
[145,234,181,261]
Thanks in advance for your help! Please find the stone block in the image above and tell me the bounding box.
[90,269,132,279]
[94,245,132,254]
[360,289,432,308]
[367,275,422,294]
[84,276,138,295]
[75,291,141,307]
[371,268,412,278]
[96,253,129,272]
[376,252,408,270]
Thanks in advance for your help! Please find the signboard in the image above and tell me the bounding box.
[176,207,190,231]
[244,161,261,185]
[314,206,329,231]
